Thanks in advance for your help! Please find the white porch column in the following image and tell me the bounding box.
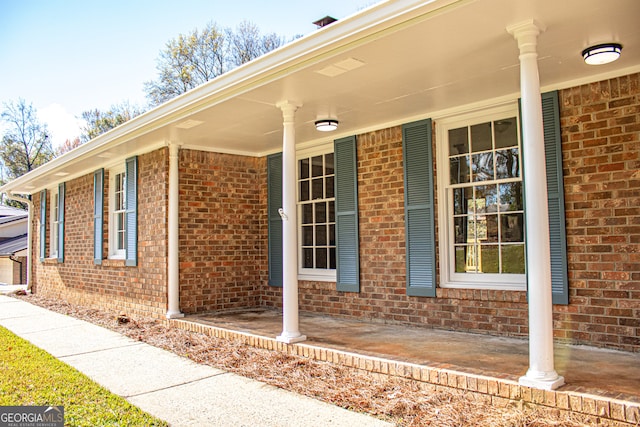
[166,142,184,319]
[276,100,306,344]
[508,20,564,390]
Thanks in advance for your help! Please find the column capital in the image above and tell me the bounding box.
[167,141,181,156]
[507,19,546,55]
[276,100,302,123]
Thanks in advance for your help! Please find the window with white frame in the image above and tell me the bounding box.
[109,167,126,258]
[298,148,336,280]
[437,105,526,290]
[50,187,59,258]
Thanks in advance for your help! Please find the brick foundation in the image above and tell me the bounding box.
[171,317,640,426]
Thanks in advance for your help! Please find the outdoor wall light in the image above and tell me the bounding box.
[315,119,339,132]
[582,43,622,65]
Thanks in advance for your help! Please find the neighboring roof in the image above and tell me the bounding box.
[0,234,28,256]
[0,215,28,226]
[0,205,28,217]
[1,0,639,195]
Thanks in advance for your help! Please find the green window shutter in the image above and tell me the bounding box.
[39,189,47,262]
[334,136,360,292]
[542,91,569,304]
[94,169,104,265]
[267,153,283,287]
[125,156,138,267]
[403,119,436,297]
[57,182,65,263]
[520,92,569,305]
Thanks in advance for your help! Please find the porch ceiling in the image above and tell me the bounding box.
[3,0,640,194]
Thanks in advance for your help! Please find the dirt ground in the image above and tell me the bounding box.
[13,294,615,426]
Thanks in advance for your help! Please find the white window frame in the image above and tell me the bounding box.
[297,142,336,282]
[108,165,126,259]
[49,186,59,258]
[436,103,526,291]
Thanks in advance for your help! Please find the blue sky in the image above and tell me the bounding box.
[0,0,379,146]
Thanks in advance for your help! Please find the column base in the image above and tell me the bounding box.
[166,311,185,319]
[276,333,307,344]
[519,372,565,390]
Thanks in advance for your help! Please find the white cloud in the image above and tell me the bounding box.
[38,104,85,148]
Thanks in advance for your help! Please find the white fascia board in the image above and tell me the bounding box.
[0,0,463,196]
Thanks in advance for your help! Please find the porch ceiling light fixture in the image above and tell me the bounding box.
[582,43,622,65]
[315,119,339,132]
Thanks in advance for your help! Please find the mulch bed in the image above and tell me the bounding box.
[13,294,607,426]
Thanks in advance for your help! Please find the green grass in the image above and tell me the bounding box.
[0,326,167,426]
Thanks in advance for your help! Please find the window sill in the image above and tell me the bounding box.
[42,257,60,265]
[298,272,337,283]
[441,281,526,292]
[99,259,127,268]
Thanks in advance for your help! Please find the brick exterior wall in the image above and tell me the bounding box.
[32,148,168,319]
[261,73,639,352]
[260,123,531,336]
[558,73,640,350]
[178,149,265,313]
[28,73,638,351]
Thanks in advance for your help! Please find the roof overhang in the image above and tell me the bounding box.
[2,0,639,195]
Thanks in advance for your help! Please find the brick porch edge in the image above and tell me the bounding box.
[169,318,640,425]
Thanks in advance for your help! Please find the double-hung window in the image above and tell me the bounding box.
[50,187,59,259]
[297,148,336,281]
[109,167,127,258]
[437,105,526,290]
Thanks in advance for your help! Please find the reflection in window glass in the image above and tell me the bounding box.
[448,116,524,275]
[471,122,492,152]
[298,153,336,271]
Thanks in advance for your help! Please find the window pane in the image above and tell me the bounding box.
[325,176,334,198]
[299,158,309,179]
[496,148,520,179]
[449,127,468,155]
[316,225,327,246]
[450,155,470,184]
[118,230,125,251]
[471,122,492,153]
[494,117,517,148]
[312,156,323,177]
[299,180,309,201]
[329,224,335,245]
[454,217,467,244]
[325,153,334,175]
[502,244,525,274]
[453,187,472,215]
[472,152,494,181]
[312,178,323,199]
[499,182,523,211]
[329,248,336,269]
[501,213,524,242]
[316,202,326,223]
[302,204,313,224]
[475,185,497,214]
[455,246,471,273]
[328,201,335,222]
[117,212,126,250]
[303,248,313,268]
[480,245,499,273]
[316,248,327,269]
[302,226,313,246]
[485,214,499,243]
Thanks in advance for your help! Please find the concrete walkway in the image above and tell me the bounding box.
[0,296,391,427]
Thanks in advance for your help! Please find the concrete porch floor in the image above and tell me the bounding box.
[185,308,640,402]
